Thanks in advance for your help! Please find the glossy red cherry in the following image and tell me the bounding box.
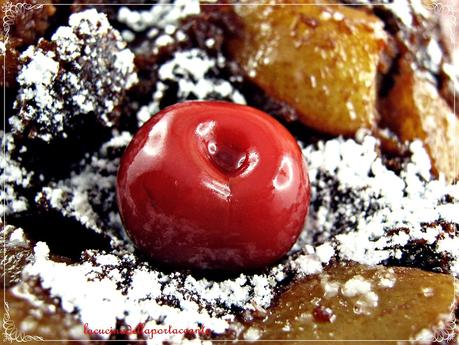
[116,101,310,270]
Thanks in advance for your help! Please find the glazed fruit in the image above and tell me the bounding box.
[383,56,459,182]
[1,284,88,342]
[117,101,310,270]
[227,1,388,135]
[239,263,456,343]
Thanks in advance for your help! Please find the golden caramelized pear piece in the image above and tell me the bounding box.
[228,1,388,135]
[239,263,456,344]
[383,57,459,182]
[1,282,89,343]
[0,224,87,342]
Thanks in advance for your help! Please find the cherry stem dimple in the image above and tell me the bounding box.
[208,142,247,174]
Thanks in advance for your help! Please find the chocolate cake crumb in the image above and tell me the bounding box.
[304,135,459,274]
[0,0,56,88]
[136,48,246,125]
[3,2,458,343]
[35,131,133,245]
[0,132,34,216]
[11,9,138,143]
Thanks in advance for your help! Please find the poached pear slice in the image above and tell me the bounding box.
[382,56,459,182]
[228,1,388,135]
[240,263,456,344]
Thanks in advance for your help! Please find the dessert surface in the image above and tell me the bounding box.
[1,0,458,344]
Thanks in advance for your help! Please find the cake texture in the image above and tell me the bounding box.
[1,1,458,343]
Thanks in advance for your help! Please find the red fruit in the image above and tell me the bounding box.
[116,101,310,270]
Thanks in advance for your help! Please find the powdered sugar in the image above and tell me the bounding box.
[303,135,459,274]
[23,235,335,342]
[341,275,372,297]
[24,243,233,339]
[117,0,199,58]
[16,50,59,103]
[5,3,458,342]
[9,228,26,243]
[14,131,458,343]
[137,48,246,125]
[315,243,335,264]
[118,0,199,33]
[341,275,380,316]
[7,93,458,340]
[377,268,396,288]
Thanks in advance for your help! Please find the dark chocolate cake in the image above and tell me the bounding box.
[1,0,458,343]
